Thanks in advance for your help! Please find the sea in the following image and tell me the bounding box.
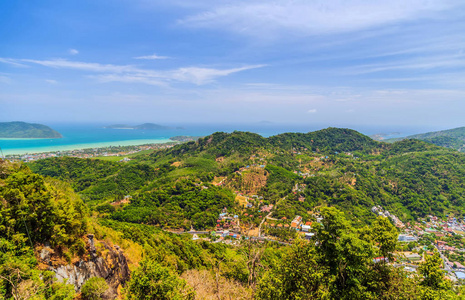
[0,122,432,156]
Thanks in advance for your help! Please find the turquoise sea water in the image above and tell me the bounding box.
[0,122,429,155]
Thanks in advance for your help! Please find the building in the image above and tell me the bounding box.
[398,234,417,242]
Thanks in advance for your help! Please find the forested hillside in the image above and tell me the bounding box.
[11,127,465,299]
[30,128,465,227]
[386,126,465,152]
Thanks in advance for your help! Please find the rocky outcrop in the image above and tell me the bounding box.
[40,234,130,299]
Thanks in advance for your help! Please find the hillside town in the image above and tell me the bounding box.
[5,143,176,162]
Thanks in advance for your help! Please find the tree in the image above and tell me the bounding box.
[81,277,108,300]
[256,238,328,299]
[369,216,398,262]
[314,207,374,299]
[125,259,194,300]
[417,251,454,299]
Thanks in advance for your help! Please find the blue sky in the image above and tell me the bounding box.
[1,0,465,129]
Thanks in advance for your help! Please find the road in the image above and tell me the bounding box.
[258,210,274,237]
[258,196,286,238]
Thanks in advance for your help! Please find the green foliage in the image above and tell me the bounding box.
[81,277,109,300]
[269,128,380,154]
[418,252,451,292]
[111,179,235,229]
[0,236,75,300]
[257,207,420,300]
[0,161,87,248]
[29,157,160,201]
[391,126,465,152]
[125,259,194,300]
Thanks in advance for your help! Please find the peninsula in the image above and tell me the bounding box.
[0,121,62,138]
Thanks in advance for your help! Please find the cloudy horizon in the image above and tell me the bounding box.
[1,1,465,130]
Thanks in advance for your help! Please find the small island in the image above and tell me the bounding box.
[104,123,182,130]
[0,121,62,138]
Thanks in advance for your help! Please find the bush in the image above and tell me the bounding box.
[81,277,108,300]
[126,259,194,300]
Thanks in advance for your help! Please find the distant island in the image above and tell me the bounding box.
[104,123,183,130]
[0,121,62,138]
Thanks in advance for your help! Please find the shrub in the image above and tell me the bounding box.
[81,277,108,300]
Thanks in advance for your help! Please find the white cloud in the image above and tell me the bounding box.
[20,59,137,73]
[307,109,317,113]
[1,57,265,86]
[178,0,462,37]
[45,79,58,84]
[347,54,465,75]
[0,58,27,67]
[134,53,169,60]
[169,65,266,85]
[69,49,79,55]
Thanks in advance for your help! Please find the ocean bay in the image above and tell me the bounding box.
[0,122,424,156]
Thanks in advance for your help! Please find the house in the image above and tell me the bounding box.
[373,257,389,263]
[398,234,417,242]
[405,253,422,262]
[437,240,447,249]
[304,233,315,240]
[291,216,302,229]
[301,225,311,232]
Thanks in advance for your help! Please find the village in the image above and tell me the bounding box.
[5,143,175,162]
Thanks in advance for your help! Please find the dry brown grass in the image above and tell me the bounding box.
[236,195,248,207]
[89,218,143,271]
[181,269,251,300]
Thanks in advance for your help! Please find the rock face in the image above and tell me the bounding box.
[44,235,130,299]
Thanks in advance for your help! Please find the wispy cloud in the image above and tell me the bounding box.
[45,79,58,84]
[178,0,463,37]
[0,58,27,67]
[134,53,170,60]
[168,65,266,85]
[347,54,465,75]
[0,57,265,86]
[307,109,317,113]
[20,59,137,73]
[68,48,79,55]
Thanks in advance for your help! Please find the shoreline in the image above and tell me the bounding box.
[0,137,62,140]
[2,138,173,155]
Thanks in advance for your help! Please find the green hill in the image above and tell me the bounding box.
[0,121,62,138]
[7,127,465,299]
[385,126,465,152]
[29,128,465,225]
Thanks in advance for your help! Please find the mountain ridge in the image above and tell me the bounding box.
[384,126,465,152]
[0,121,62,138]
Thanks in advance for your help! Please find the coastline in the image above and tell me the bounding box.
[0,137,62,140]
[2,138,172,155]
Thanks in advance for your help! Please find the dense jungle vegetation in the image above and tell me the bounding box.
[4,127,465,298]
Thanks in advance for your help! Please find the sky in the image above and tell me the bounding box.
[1,0,465,130]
